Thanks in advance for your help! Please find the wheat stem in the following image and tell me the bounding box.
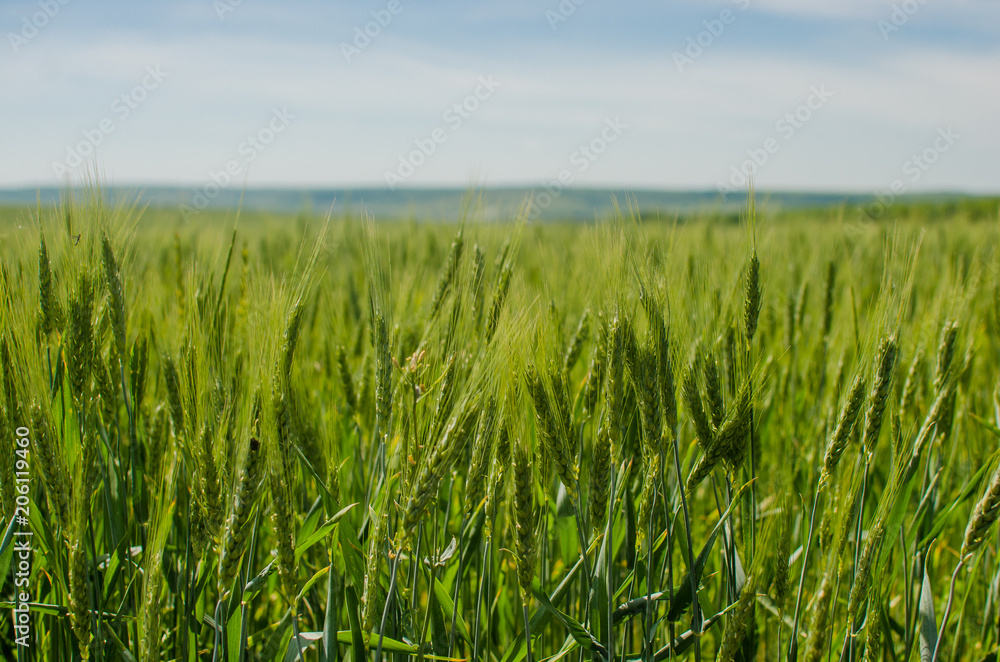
[448,511,469,659]
[523,602,534,662]
[789,486,822,661]
[374,543,402,662]
[931,559,963,662]
[668,428,702,658]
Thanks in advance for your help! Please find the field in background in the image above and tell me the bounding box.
[1,186,998,223]
[1,191,999,661]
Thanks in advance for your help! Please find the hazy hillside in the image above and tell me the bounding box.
[1,186,982,222]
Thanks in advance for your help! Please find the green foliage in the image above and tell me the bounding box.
[0,190,999,661]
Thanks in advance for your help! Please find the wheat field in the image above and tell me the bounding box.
[1,190,999,661]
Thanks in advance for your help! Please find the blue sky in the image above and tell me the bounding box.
[2,0,998,193]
